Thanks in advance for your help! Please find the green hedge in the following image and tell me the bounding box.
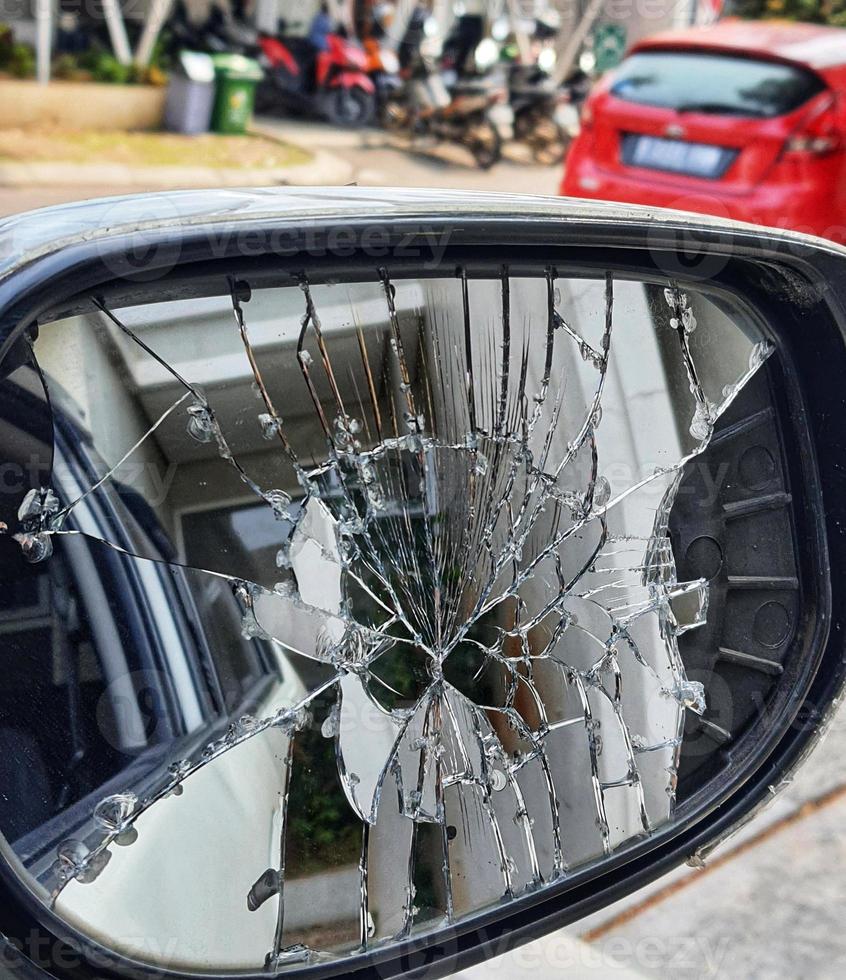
[728,0,846,27]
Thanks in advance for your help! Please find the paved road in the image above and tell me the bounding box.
[257,117,562,192]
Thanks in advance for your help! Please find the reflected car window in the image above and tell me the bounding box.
[610,51,826,117]
[0,368,278,856]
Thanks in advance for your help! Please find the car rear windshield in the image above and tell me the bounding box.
[610,50,826,118]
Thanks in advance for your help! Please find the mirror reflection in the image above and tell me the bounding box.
[0,269,770,971]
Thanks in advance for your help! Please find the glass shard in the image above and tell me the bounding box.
[0,269,773,971]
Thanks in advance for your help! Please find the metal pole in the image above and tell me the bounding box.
[134,0,173,67]
[552,0,605,86]
[329,0,354,35]
[35,0,52,86]
[102,0,133,67]
[505,0,532,64]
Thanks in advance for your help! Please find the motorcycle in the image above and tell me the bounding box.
[164,1,252,57]
[254,30,376,126]
[442,36,515,148]
[499,12,588,166]
[509,64,574,165]
[363,36,403,127]
[385,15,507,169]
[382,71,506,169]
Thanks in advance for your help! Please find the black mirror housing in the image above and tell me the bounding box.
[0,189,843,980]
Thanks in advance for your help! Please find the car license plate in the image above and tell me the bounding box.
[622,134,735,179]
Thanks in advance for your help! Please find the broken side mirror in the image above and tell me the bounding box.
[0,188,842,980]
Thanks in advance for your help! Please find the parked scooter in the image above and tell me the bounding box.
[254,24,375,125]
[440,32,514,147]
[383,73,506,169]
[509,63,572,164]
[504,14,585,164]
[165,1,251,57]
[384,9,506,168]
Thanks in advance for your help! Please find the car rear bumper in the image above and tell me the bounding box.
[561,156,846,244]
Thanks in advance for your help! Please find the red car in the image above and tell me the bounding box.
[561,19,846,242]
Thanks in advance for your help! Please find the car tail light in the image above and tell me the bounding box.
[784,93,841,156]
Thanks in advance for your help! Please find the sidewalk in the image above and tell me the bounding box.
[452,934,652,979]
[572,703,846,980]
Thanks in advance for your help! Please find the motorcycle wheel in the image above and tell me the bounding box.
[323,87,375,127]
[466,121,501,170]
[530,118,571,166]
[379,95,407,131]
[513,111,533,141]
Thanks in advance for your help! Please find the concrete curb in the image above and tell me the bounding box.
[0,146,353,189]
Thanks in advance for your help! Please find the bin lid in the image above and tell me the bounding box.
[211,53,264,81]
[177,50,216,83]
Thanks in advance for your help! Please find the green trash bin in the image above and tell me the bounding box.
[210,53,264,135]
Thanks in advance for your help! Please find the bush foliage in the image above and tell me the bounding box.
[729,0,846,26]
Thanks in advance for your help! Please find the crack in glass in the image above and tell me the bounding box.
[8,269,772,970]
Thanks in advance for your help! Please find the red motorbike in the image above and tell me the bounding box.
[255,31,376,126]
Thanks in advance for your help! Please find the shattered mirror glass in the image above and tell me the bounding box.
[0,268,772,972]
